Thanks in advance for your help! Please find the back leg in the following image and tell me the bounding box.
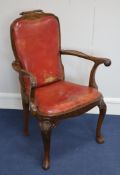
[19,76,30,136]
[22,98,29,136]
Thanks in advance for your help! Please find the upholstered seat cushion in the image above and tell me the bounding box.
[34,81,101,115]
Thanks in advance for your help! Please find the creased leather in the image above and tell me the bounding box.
[12,15,63,87]
[34,81,101,115]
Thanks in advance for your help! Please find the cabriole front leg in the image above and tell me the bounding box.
[39,120,52,170]
[96,99,107,144]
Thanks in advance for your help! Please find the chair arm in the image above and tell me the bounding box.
[60,50,111,89]
[60,50,111,66]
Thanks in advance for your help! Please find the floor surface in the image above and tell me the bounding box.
[0,109,120,175]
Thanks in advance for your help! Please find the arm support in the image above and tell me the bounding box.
[61,50,111,89]
[12,60,37,99]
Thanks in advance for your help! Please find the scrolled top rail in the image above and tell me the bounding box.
[20,9,44,16]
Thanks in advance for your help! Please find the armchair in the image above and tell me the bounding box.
[10,10,111,170]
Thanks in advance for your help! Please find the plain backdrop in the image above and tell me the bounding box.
[0,0,119,99]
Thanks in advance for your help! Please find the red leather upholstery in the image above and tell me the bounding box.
[12,15,63,87]
[12,14,101,116]
[34,81,101,115]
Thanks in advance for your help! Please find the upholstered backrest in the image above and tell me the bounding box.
[11,12,64,87]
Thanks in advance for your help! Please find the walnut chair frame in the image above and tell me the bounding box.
[11,10,111,170]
